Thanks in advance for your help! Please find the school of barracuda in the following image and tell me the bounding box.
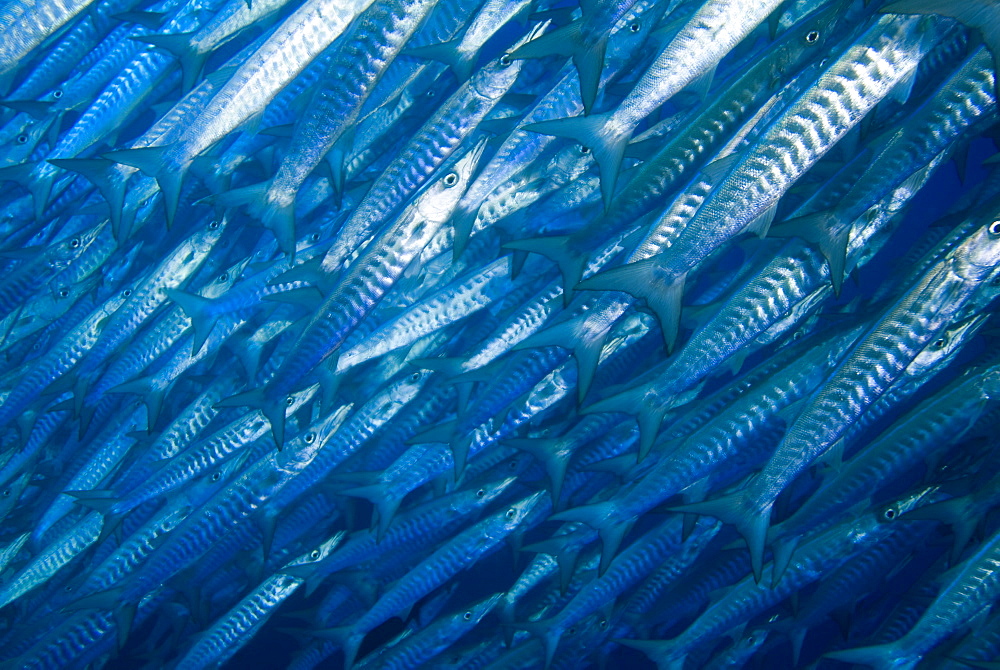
[4,0,1000,666]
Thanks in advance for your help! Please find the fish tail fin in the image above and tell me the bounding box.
[510,21,605,114]
[449,433,473,481]
[511,619,561,669]
[215,388,286,448]
[406,419,456,445]
[0,99,53,120]
[46,158,127,239]
[261,195,297,261]
[522,535,584,593]
[340,483,402,542]
[577,258,686,352]
[134,32,204,91]
[108,374,170,427]
[524,111,626,209]
[671,492,770,583]
[310,626,363,670]
[61,492,125,544]
[550,501,630,575]
[769,535,800,588]
[502,235,582,303]
[770,210,851,296]
[405,38,475,82]
[205,180,297,258]
[164,288,218,355]
[513,312,609,402]
[581,381,666,460]
[503,437,571,505]
[103,146,182,227]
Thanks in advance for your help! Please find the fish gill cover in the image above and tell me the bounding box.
[1,0,1000,667]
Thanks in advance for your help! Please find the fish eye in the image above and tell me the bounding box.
[304,432,316,444]
[65,585,73,592]
[805,30,820,43]
[599,618,608,630]
[15,134,27,144]
[52,89,63,99]
[463,611,473,621]
[123,288,132,297]
[568,626,577,635]
[933,338,946,349]
[309,549,321,560]
[218,272,228,282]
[310,232,321,242]
[499,54,512,67]
[882,506,897,521]
[509,458,518,469]
[579,145,591,155]
[629,22,640,32]
[476,488,485,498]
[69,237,81,249]
[747,635,756,644]
[2,489,9,497]
[58,288,69,298]
[211,471,221,482]
[286,395,295,406]
[443,172,459,187]
[410,372,421,381]
[989,220,1000,236]
[505,508,516,519]
[426,90,435,98]
[208,220,220,230]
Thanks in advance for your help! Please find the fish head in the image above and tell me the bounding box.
[285,530,347,570]
[194,215,228,252]
[0,115,50,166]
[878,484,940,525]
[466,475,519,510]
[770,0,847,77]
[607,0,671,64]
[907,313,988,377]
[391,368,433,404]
[471,22,548,100]
[278,402,354,470]
[953,211,1000,280]
[202,257,249,298]
[460,592,504,626]
[415,139,487,223]
[546,144,594,185]
[499,489,546,530]
[49,220,108,269]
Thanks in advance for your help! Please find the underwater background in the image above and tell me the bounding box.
[1,0,1000,668]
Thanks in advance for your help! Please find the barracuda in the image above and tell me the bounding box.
[511,0,840,292]
[527,0,792,206]
[686,202,1000,579]
[212,0,444,256]
[108,0,376,224]
[223,141,484,446]
[2,0,1000,666]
